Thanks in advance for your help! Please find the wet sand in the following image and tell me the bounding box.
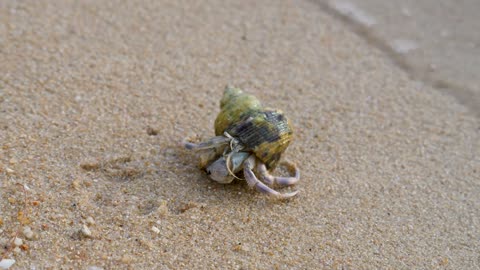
[322,0,480,117]
[1,0,479,269]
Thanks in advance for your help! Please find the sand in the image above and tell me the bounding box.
[321,0,480,117]
[1,0,479,269]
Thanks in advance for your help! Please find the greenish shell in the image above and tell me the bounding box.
[214,86,293,170]
[214,87,262,135]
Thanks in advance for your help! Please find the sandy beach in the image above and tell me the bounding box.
[1,0,479,269]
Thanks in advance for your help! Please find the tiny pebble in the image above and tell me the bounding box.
[12,247,21,254]
[151,226,160,234]
[86,217,95,225]
[81,224,92,238]
[80,160,100,171]
[71,180,81,190]
[157,200,169,216]
[0,259,16,269]
[5,168,14,174]
[120,254,133,264]
[23,226,34,239]
[24,230,34,239]
[13,237,23,247]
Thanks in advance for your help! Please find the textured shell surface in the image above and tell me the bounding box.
[214,86,293,170]
[214,87,262,136]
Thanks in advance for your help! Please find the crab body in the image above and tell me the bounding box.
[184,86,300,199]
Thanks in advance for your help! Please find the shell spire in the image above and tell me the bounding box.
[214,86,262,136]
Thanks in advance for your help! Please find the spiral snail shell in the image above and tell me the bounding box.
[214,87,293,170]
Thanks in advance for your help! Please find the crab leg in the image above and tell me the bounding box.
[206,152,250,184]
[183,136,230,150]
[243,155,298,199]
[257,161,300,187]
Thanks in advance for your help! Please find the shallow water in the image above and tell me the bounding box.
[318,0,480,117]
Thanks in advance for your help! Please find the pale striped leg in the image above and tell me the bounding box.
[243,155,298,199]
[183,136,230,150]
[257,161,300,187]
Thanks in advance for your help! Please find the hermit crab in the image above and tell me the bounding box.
[183,86,300,199]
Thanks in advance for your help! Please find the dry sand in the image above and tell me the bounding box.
[1,0,479,269]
